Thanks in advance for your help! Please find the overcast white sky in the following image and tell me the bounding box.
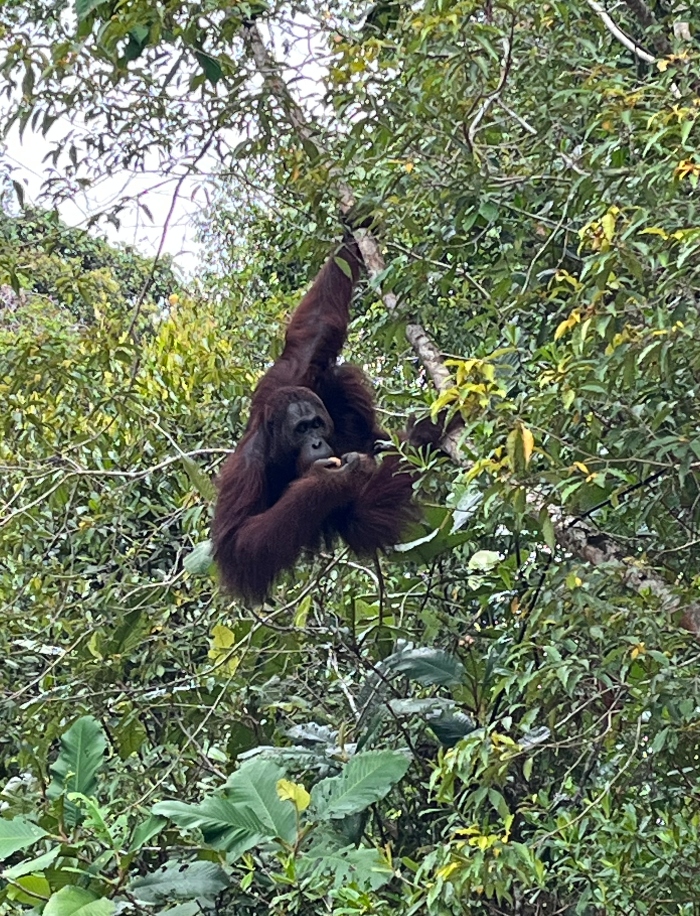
[3,119,205,275]
[1,16,333,278]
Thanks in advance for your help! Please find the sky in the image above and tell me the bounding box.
[4,118,204,276]
[1,16,330,279]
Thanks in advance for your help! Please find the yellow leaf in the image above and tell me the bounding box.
[277,778,310,812]
[573,461,589,474]
[554,269,582,290]
[601,210,616,241]
[431,387,459,416]
[436,861,461,880]
[554,319,570,341]
[87,632,103,660]
[520,424,535,467]
[506,427,518,470]
[294,594,311,628]
[211,624,235,649]
[208,624,239,675]
[404,161,415,173]
[639,227,669,238]
[554,309,580,341]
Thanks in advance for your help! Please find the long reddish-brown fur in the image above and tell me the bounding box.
[212,234,439,603]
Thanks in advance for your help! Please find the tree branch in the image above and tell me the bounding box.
[466,28,514,151]
[583,0,655,64]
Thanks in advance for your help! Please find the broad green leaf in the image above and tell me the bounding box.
[75,0,104,22]
[385,646,465,686]
[128,814,168,853]
[300,844,393,890]
[154,760,296,855]
[468,549,501,572]
[12,873,51,904]
[385,698,475,746]
[48,715,107,827]
[44,886,114,916]
[428,710,477,747]
[311,750,410,819]
[184,539,214,575]
[151,797,268,857]
[129,861,230,904]
[3,846,60,879]
[222,759,297,840]
[0,817,47,861]
[154,905,202,916]
[194,51,222,85]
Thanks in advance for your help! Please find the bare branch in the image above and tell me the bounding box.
[549,503,700,636]
[584,0,655,63]
[466,30,514,150]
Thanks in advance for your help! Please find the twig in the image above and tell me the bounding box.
[466,25,514,150]
[500,102,537,136]
[126,133,215,340]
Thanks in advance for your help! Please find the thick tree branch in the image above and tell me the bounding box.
[584,0,655,63]
[549,504,700,636]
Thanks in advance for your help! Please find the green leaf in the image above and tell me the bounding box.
[153,760,296,856]
[222,758,297,841]
[300,844,393,891]
[47,715,107,827]
[3,846,60,879]
[114,711,148,760]
[293,593,311,628]
[468,549,501,571]
[44,887,114,916]
[184,539,214,575]
[311,750,410,819]
[74,0,105,22]
[384,698,475,747]
[182,456,217,502]
[0,817,47,861]
[129,860,230,904]
[194,51,222,85]
[154,905,202,916]
[426,710,477,747]
[152,797,268,857]
[385,646,465,686]
[128,814,168,853]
